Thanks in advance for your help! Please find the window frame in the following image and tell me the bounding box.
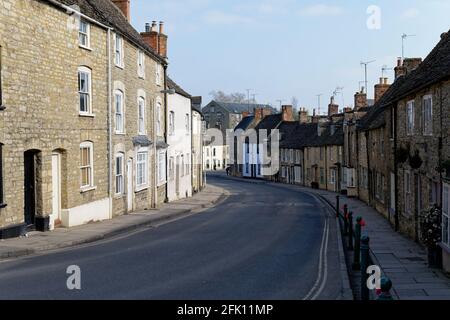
[138,96,146,135]
[115,90,125,134]
[78,66,93,116]
[79,19,91,49]
[80,141,95,191]
[406,100,415,136]
[422,94,433,136]
[115,34,124,68]
[115,153,125,195]
[136,148,149,190]
[158,150,167,186]
[137,50,145,79]
[156,100,162,136]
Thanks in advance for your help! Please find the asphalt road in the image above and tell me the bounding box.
[0,176,344,300]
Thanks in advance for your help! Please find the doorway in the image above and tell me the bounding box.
[24,150,41,228]
[127,158,133,212]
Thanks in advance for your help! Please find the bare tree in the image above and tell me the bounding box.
[210,90,246,103]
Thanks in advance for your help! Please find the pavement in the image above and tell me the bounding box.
[209,171,450,300]
[0,184,228,260]
[0,175,347,300]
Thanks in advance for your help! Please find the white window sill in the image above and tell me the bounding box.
[138,75,145,80]
[135,185,149,193]
[115,132,126,136]
[79,113,95,118]
[115,64,124,70]
[80,186,97,193]
[79,45,92,51]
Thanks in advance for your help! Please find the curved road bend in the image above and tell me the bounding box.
[0,176,344,300]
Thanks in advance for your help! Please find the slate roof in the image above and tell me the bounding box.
[234,116,255,131]
[204,101,274,114]
[280,123,317,149]
[55,0,165,63]
[255,114,282,131]
[167,77,191,99]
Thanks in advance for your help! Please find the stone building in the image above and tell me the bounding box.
[0,0,170,238]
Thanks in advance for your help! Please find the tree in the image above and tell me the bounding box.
[209,90,247,103]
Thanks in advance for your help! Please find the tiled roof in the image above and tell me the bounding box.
[167,77,191,99]
[55,0,166,63]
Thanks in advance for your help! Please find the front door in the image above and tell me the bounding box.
[24,151,37,227]
[51,152,61,222]
[127,159,133,212]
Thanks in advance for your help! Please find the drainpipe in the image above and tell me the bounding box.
[163,64,169,203]
[393,103,400,231]
[107,28,113,219]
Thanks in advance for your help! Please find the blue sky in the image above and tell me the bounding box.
[131,0,450,113]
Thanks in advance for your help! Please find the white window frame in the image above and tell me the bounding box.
[80,141,95,191]
[79,19,91,49]
[156,100,162,136]
[115,34,124,68]
[137,50,145,79]
[422,94,433,136]
[115,90,125,134]
[406,100,415,136]
[78,67,93,116]
[443,183,450,248]
[157,150,166,186]
[115,153,125,195]
[138,96,146,135]
[136,148,149,190]
[330,168,336,185]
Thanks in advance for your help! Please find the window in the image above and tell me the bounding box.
[185,113,190,134]
[115,34,124,67]
[78,67,92,115]
[156,101,162,136]
[115,153,124,195]
[80,142,94,189]
[136,149,148,188]
[330,169,336,185]
[406,100,415,135]
[157,151,166,185]
[115,90,124,133]
[422,95,433,136]
[320,168,325,184]
[156,64,162,86]
[169,111,175,135]
[443,184,449,247]
[138,97,145,134]
[0,143,3,205]
[79,19,90,48]
[137,50,145,78]
[169,157,174,181]
[404,171,412,214]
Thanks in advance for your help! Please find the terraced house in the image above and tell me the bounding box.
[0,0,170,238]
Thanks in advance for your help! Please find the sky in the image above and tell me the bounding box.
[131,0,450,114]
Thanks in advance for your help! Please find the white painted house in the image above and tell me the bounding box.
[166,78,193,201]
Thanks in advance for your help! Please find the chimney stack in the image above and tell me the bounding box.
[112,0,131,22]
[254,108,264,121]
[374,77,390,103]
[354,89,367,110]
[281,105,294,122]
[299,108,309,123]
[140,21,168,58]
[328,96,339,117]
[395,57,422,79]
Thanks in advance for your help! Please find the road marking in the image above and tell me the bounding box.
[303,218,330,300]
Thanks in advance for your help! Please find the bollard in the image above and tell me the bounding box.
[348,211,354,251]
[377,277,394,301]
[336,195,340,218]
[352,217,362,270]
[343,204,349,235]
[360,236,370,301]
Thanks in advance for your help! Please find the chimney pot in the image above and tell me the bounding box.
[152,21,157,32]
[159,21,165,34]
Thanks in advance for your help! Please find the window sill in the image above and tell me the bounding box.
[80,186,97,193]
[0,203,7,209]
[79,45,92,51]
[115,132,126,136]
[79,113,95,118]
[135,185,149,193]
[115,64,124,70]
[138,75,145,80]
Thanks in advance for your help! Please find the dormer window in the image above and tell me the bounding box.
[79,19,90,49]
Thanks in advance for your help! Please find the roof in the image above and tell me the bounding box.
[234,116,255,131]
[203,101,274,114]
[255,114,282,131]
[167,77,191,99]
[280,123,317,149]
[55,0,166,63]
[388,31,450,102]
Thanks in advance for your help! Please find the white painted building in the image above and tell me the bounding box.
[203,145,229,171]
[166,78,192,201]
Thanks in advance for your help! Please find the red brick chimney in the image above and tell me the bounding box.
[281,105,294,122]
[374,77,390,103]
[140,21,168,58]
[254,108,264,121]
[354,89,367,110]
[112,0,131,22]
[328,96,339,117]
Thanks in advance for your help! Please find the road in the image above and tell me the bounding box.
[0,175,344,300]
